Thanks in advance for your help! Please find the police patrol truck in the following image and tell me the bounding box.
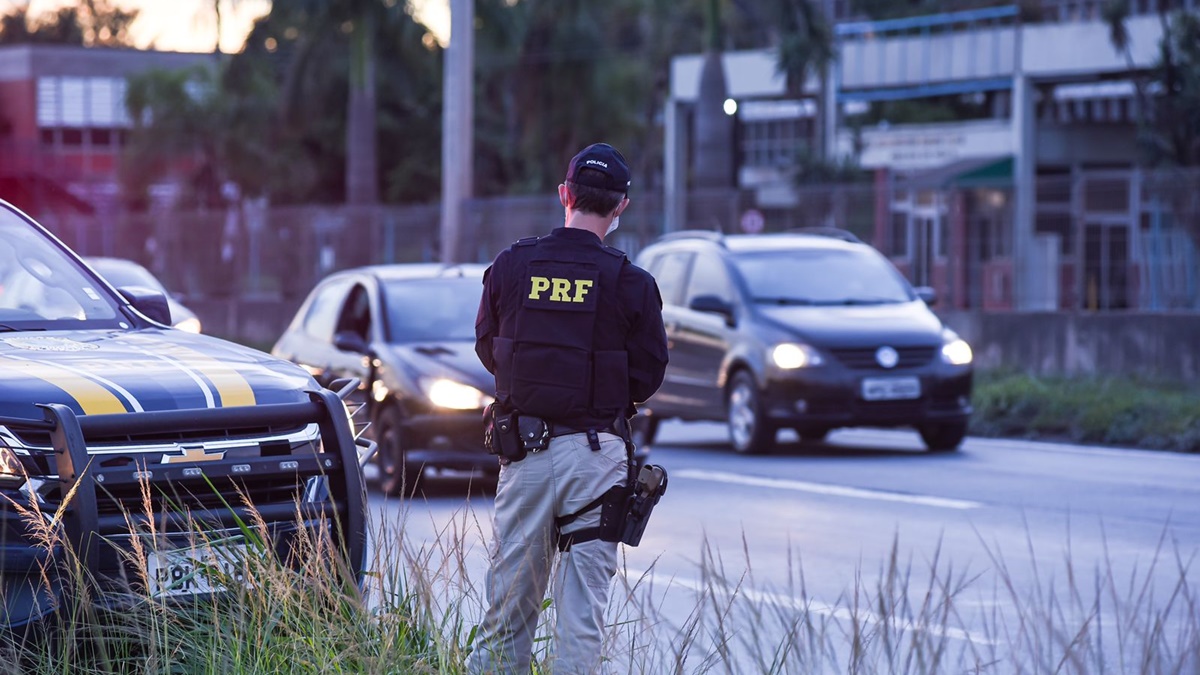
[0,199,369,630]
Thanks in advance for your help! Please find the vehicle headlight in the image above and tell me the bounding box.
[174,317,202,333]
[940,330,973,366]
[0,436,28,489]
[770,343,824,369]
[420,378,494,410]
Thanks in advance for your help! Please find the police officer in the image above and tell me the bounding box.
[470,143,668,674]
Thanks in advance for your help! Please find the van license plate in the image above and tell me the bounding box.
[147,544,248,597]
[861,376,921,401]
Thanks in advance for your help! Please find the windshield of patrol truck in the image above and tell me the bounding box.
[0,206,121,327]
[383,277,481,343]
[733,248,914,305]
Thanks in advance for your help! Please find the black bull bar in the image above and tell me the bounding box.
[0,387,369,587]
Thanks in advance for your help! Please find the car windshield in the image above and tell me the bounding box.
[383,277,481,343]
[0,206,122,329]
[733,248,914,305]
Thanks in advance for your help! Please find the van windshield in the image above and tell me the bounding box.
[0,207,122,329]
[732,248,914,305]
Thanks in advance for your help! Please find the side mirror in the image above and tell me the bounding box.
[914,287,938,306]
[689,294,736,326]
[118,286,172,326]
[334,330,372,356]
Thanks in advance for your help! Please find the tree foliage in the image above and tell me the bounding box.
[1104,4,1200,168]
[122,0,836,204]
[0,0,137,47]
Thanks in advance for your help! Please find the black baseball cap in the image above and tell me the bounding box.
[565,143,631,194]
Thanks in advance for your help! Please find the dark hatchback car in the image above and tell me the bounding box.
[272,264,495,495]
[633,230,974,454]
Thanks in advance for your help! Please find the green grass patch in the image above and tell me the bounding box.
[972,370,1200,452]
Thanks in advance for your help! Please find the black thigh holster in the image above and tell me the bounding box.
[555,464,669,551]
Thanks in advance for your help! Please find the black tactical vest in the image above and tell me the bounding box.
[491,236,630,423]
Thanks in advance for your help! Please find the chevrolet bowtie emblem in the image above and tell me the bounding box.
[161,445,226,464]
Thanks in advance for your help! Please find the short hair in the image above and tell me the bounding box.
[566,168,626,216]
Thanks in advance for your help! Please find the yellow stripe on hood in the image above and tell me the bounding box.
[151,343,257,408]
[0,357,127,415]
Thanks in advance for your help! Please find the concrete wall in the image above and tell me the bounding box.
[941,311,1200,382]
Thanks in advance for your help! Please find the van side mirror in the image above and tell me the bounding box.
[689,294,736,326]
[118,286,172,326]
[914,287,938,306]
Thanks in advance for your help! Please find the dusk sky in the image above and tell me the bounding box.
[9,0,450,52]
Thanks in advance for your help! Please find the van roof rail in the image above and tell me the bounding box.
[785,227,863,244]
[656,230,726,244]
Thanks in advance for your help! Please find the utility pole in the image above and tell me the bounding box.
[440,0,474,263]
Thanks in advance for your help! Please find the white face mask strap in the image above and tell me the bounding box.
[605,216,620,237]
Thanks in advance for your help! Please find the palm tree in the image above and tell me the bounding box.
[693,0,735,190]
[289,0,387,205]
[763,0,835,160]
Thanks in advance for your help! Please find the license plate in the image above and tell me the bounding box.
[146,543,249,597]
[861,376,921,401]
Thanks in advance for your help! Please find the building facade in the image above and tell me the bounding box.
[0,45,210,220]
[666,0,1200,311]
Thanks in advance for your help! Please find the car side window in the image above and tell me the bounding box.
[302,279,353,342]
[684,252,734,307]
[651,252,693,307]
[335,284,372,342]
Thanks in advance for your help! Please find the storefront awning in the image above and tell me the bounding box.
[896,156,1013,190]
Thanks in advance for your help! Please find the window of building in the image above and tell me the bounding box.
[890,212,909,258]
[37,76,132,129]
[739,117,815,168]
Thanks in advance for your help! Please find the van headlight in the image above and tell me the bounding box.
[940,330,973,365]
[770,343,824,369]
[420,378,494,410]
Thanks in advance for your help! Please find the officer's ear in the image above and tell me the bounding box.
[559,184,572,208]
[613,197,630,218]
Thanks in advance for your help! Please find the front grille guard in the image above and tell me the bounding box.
[0,384,371,584]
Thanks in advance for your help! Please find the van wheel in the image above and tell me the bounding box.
[727,371,775,454]
[630,415,659,448]
[376,405,419,496]
[920,422,967,452]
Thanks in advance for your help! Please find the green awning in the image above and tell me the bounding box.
[896,156,1013,190]
[952,157,1013,187]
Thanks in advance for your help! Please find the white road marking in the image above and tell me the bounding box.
[675,469,983,510]
[632,572,998,646]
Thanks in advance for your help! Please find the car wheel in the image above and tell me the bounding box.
[919,422,967,452]
[376,405,418,496]
[630,415,659,449]
[727,371,775,454]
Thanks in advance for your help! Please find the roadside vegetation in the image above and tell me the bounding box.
[971,370,1200,453]
[3,486,1198,674]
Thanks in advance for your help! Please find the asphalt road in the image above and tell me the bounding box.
[367,422,1200,672]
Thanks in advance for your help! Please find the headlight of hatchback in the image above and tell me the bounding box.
[940,330,973,366]
[770,343,824,369]
[420,378,494,410]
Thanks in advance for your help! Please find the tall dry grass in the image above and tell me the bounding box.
[1,477,1196,674]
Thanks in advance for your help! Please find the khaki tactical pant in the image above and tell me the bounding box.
[468,432,627,675]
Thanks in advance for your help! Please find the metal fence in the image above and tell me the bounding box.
[30,168,1200,312]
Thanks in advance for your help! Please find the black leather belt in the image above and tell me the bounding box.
[548,422,621,438]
